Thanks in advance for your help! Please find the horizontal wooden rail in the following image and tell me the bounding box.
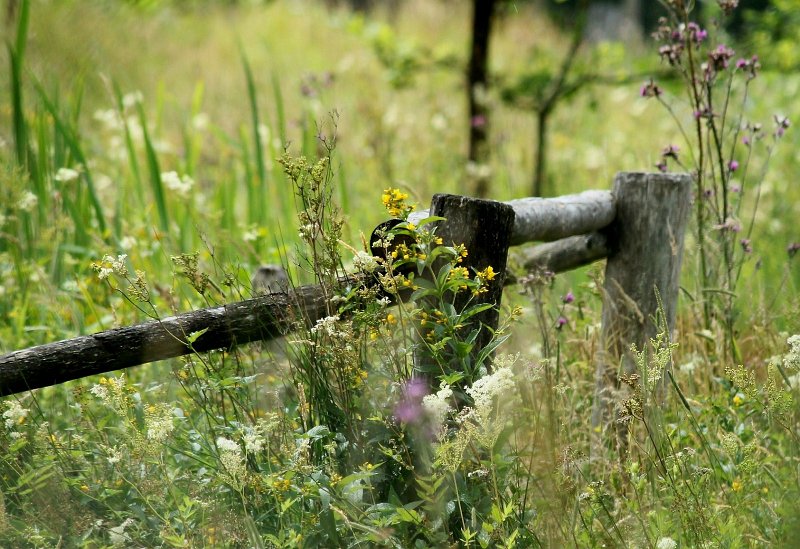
[0,281,351,397]
[410,190,615,245]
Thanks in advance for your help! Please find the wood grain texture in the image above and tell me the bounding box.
[409,190,615,245]
[520,231,610,274]
[591,172,692,427]
[0,280,350,396]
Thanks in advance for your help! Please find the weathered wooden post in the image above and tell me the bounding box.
[413,194,515,377]
[591,172,692,432]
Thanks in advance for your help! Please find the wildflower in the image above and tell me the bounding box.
[556,316,568,329]
[120,236,137,250]
[656,537,678,549]
[640,79,663,98]
[477,265,497,282]
[784,334,800,370]
[216,437,246,489]
[17,191,38,212]
[687,22,707,44]
[243,428,266,454]
[718,0,739,15]
[709,44,735,71]
[386,313,397,325]
[563,291,575,304]
[145,405,174,443]
[160,171,194,198]
[3,400,28,429]
[659,44,684,66]
[742,135,751,146]
[122,90,143,109]
[656,160,668,173]
[54,167,80,183]
[732,478,743,492]
[788,242,800,258]
[728,160,739,172]
[661,144,680,160]
[381,188,414,218]
[470,114,486,128]
[422,384,453,437]
[774,115,791,138]
[352,250,379,274]
[740,238,752,253]
[713,218,741,233]
[733,393,744,406]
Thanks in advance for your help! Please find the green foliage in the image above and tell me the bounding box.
[1,1,800,547]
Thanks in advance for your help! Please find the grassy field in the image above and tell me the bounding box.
[2,0,800,546]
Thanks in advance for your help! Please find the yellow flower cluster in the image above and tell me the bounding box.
[382,188,415,218]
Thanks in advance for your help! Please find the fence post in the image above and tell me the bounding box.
[591,172,692,432]
[414,194,515,379]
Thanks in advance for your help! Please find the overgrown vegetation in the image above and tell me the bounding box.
[1,0,800,546]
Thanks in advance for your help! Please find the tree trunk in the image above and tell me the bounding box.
[467,0,497,198]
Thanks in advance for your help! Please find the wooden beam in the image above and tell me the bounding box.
[410,190,615,245]
[0,280,355,396]
[520,231,610,274]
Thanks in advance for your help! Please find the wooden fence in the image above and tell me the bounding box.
[0,172,691,424]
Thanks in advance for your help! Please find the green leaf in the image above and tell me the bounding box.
[186,328,208,345]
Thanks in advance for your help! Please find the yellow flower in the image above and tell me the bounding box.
[733,394,744,406]
[386,313,397,325]
[80,484,90,492]
[732,479,742,492]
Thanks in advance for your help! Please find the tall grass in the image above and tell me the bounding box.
[1,0,799,546]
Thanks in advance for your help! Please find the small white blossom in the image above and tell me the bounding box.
[422,384,453,437]
[119,236,137,250]
[54,167,80,182]
[160,171,194,198]
[216,436,240,453]
[17,191,38,212]
[466,366,515,419]
[3,400,28,429]
[352,251,379,273]
[656,537,677,549]
[785,334,800,371]
[122,90,143,109]
[145,406,174,443]
[311,315,342,338]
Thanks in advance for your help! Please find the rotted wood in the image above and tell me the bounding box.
[410,189,615,246]
[417,194,516,372]
[520,231,610,274]
[591,172,692,429]
[0,279,362,397]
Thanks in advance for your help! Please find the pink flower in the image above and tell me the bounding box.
[563,291,575,304]
[728,160,739,172]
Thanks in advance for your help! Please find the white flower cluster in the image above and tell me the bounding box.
[145,405,175,443]
[160,171,194,198]
[216,437,246,490]
[54,167,80,183]
[3,400,28,429]
[422,384,453,438]
[352,251,379,274]
[785,334,800,371]
[656,537,677,549]
[466,366,515,420]
[17,191,38,212]
[311,315,342,338]
[95,254,128,281]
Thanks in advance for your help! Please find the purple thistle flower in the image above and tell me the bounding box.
[742,135,751,146]
[563,291,575,304]
[661,144,680,160]
[640,79,663,99]
[709,44,735,71]
[775,115,791,138]
[740,238,752,253]
[730,183,741,193]
[556,316,568,329]
[471,114,487,128]
[656,160,668,173]
[728,160,739,172]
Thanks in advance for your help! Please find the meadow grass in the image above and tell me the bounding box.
[1,0,800,546]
